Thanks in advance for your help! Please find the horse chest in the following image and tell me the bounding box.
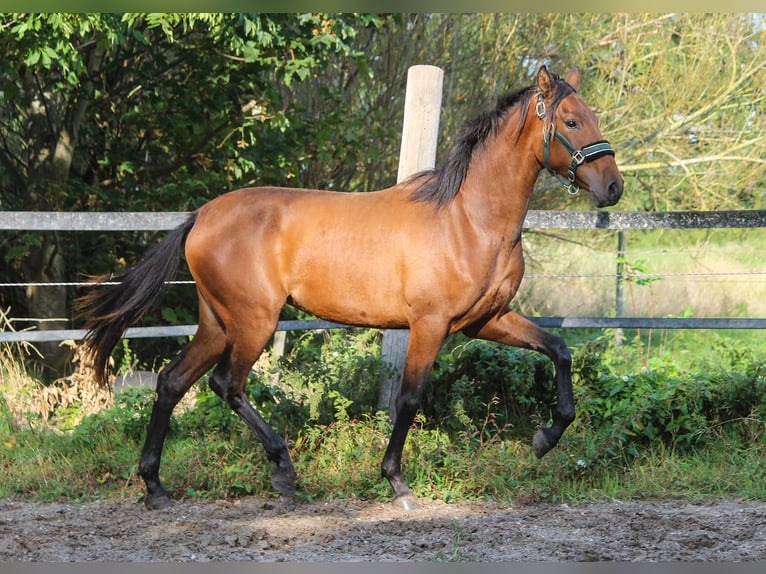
[483,276,518,313]
[470,246,523,314]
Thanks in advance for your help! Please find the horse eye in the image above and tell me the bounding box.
[564,119,578,129]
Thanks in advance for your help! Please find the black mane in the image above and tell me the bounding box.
[409,75,574,207]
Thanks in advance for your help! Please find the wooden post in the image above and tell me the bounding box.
[378,65,444,420]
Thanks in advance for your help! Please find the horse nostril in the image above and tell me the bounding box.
[608,179,623,202]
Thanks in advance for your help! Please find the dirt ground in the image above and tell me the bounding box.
[1,496,764,562]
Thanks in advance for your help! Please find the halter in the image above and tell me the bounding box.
[536,92,615,195]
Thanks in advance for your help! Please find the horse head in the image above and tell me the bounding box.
[535,66,624,208]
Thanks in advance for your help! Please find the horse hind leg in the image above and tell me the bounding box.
[207,325,297,497]
[139,317,226,510]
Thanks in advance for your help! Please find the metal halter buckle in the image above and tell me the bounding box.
[536,97,546,120]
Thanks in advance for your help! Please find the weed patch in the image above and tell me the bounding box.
[1,327,764,503]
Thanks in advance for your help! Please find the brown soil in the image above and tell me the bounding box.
[1,496,764,562]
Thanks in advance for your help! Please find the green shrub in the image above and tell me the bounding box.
[177,371,309,441]
[425,337,554,439]
[68,385,155,447]
[570,336,766,469]
[277,328,382,424]
[3,325,764,503]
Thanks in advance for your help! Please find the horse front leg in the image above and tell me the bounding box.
[464,310,574,458]
[380,321,446,510]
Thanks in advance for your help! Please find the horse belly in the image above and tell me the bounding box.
[285,244,411,328]
[190,186,478,329]
[288,263,407,327]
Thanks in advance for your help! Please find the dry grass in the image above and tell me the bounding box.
[1,309,112,430]
[517,229,766,319]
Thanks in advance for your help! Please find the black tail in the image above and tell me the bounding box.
[75,214,197,387]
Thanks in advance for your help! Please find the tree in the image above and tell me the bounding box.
[2,13,763,377]
[407,14,765,212]
[586,13,766,211]
[0,13,383,376]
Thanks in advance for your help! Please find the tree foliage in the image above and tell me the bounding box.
[0,12,386,374]
[387,14,766,212]
[0,13,763,376]
[586,14,766,211]
[0,13,380,210]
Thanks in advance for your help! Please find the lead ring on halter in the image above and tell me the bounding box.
[536,92,616,195]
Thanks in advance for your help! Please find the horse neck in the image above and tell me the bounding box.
[454,109,542,236]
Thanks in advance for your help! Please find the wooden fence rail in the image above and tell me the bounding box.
[2,209,765,231]
[0,209,764,344]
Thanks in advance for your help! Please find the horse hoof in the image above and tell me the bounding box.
[392,494,420,511]
[532,428,554,459]
[144,494,174,510]
[271,472,297,497]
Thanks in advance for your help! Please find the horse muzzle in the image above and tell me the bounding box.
[592,175,624,208]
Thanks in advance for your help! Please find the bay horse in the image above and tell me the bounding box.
[77,66,623,511]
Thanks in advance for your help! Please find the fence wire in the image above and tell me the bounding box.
[2,271,766,289]
[0,271,765,289]
[1,210,763,342]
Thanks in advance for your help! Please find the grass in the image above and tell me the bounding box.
[622,441,766,499]
[1,395,763,505]
[1,313,764,505]
[432,520,476,562]
[2,420,763,505]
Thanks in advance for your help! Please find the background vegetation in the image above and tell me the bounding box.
[0,13,764,504]
[1,13,764,375]
[1,322,764,503]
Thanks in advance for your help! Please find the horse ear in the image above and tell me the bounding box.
[565,67,581,90]
[537,65,554,98]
